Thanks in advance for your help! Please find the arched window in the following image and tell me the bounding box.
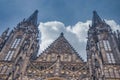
[5,37,22,61]
[106,53,112,63]
[109,68,115,78]
[4,50,14,61]
[110,53,115,63]
[11,38,21,49]
[51,53,56,61]
[104,69,109,77]
[106,53,115,63]
[114,68,120,78]
[103,40,111,51]
[64,54,68,61]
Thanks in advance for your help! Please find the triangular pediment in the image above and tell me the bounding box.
[27,33,86,79]
[36,33,84,63]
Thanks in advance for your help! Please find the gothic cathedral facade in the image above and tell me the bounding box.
[0,10,120,80]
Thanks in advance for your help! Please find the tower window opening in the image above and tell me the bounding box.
[110,53,115,63]
[11,38,21,49]
[4,50,14,61]
[106,53,115,63]
[103,40,111,51]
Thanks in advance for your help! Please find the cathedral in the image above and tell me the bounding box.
[0,10,120,80]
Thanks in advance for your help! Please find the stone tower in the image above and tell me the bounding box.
[86,11,120,80]
[0,10,39,80]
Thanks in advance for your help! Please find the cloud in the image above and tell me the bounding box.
[105,20,120,31]
[38,20,120,61]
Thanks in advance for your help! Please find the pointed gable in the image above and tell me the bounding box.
[36,33,84,63]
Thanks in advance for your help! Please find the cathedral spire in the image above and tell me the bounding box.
[26,10,38,26]
[92,11,103,27]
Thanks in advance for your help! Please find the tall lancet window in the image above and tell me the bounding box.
[103,40,115,63]
[11,38,21,49]
[103,40,111,51]
[106,53,115,63]
[4,37,21,61]
[4,50,14,61]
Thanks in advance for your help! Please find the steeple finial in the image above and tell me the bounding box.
[26,10,38,26]
[92,10,102,27]
[60,32,64,36]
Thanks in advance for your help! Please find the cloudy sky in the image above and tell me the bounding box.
[0,0,120,61]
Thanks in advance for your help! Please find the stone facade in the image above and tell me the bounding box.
[0,10,120,80]
[86,11,120,80]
